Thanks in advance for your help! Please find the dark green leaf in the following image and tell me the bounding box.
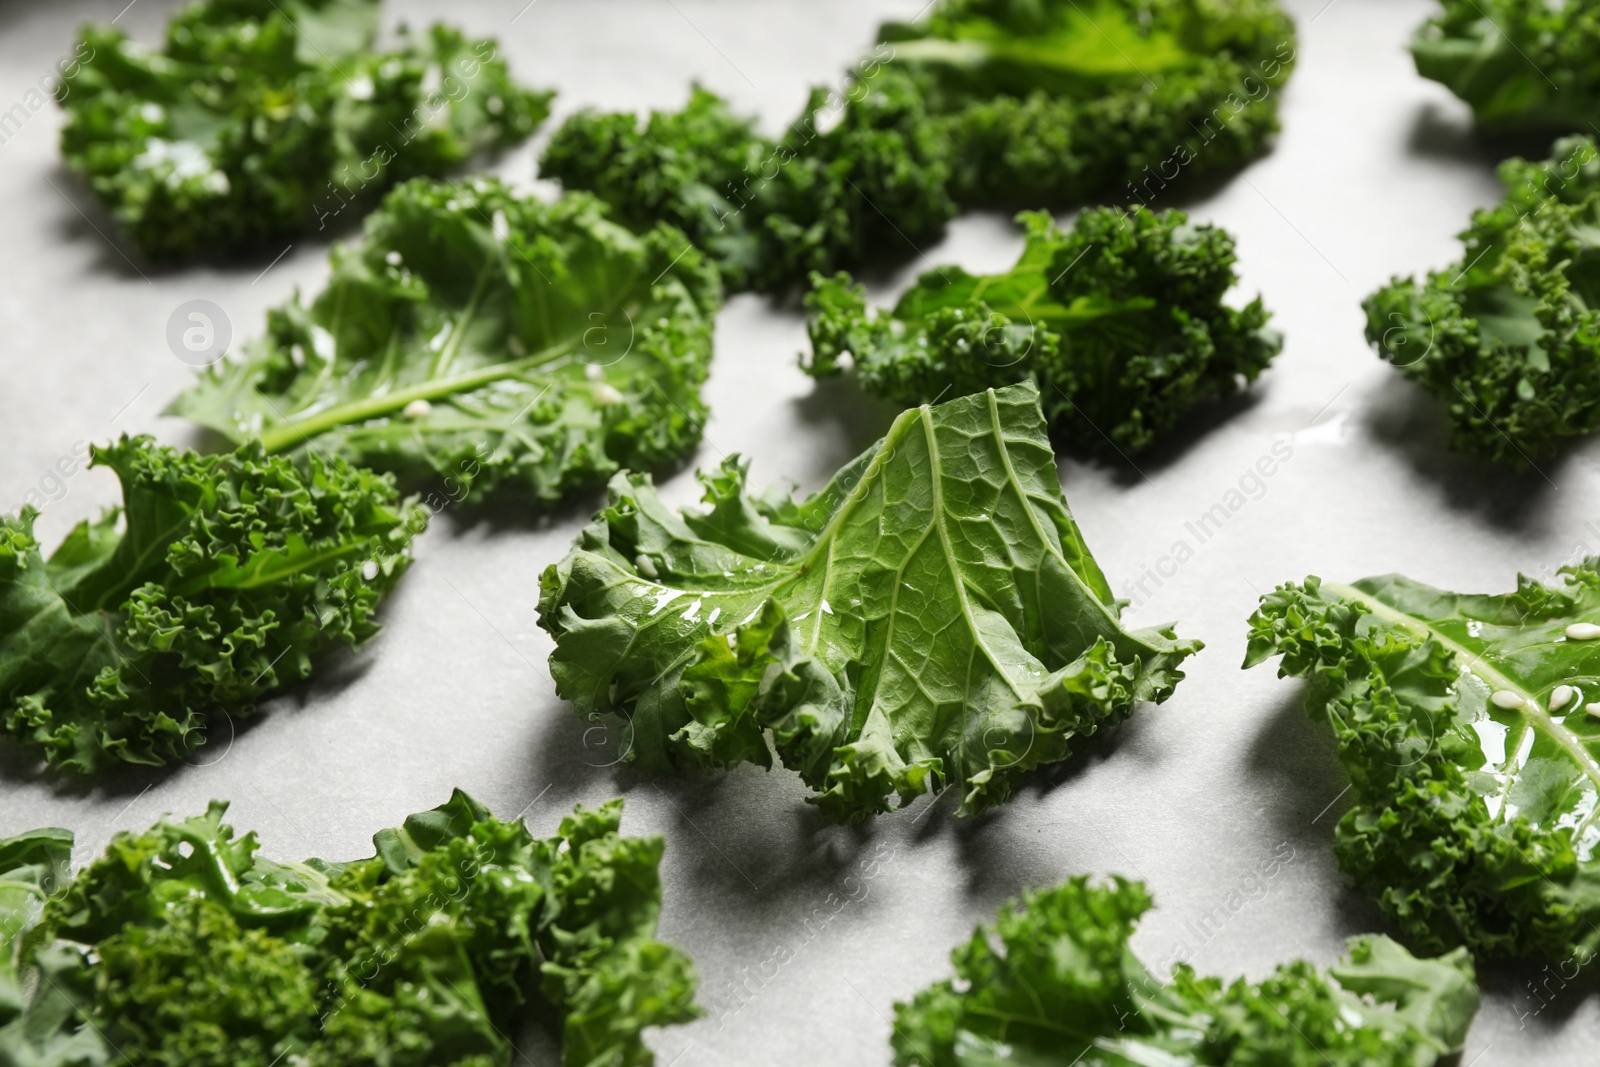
[1364,135,1600,462]
[168,179,722,506]
[804,207,1281,456]
[538,382,1201,822]
[1247,564,1600,959]
[893,876,1478,1067]
[0,436,426,774]
[58,0,552,260]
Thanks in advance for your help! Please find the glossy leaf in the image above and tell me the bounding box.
[1247,564,1600,959]
[168,179,722,505]
[538,382,1201,822]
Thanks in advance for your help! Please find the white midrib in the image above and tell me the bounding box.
[1325,582,1600,798]
[610,392,1124,736]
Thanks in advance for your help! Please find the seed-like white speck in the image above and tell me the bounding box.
[361,560,379,581]
[593,383,624,405]
[1567,623,1600,641]
[1588,703,1600,719]
[385,250,402,266]
[402,399,432,419]
[1551,685,1577,711]
[1490,690,1527,710]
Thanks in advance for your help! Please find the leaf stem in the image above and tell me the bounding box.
[1325,581,1600,793]
[255,340,577,454]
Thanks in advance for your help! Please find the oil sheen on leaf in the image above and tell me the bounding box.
[168,179,722,505]
[1248,565,1600,959]
[539,382,1201,823]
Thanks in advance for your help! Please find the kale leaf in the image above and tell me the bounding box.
[1364,135,1600,463]
[58,0,551,261]
[539,0,1294,292]
[805,207,1281,457]
[0,436,425,775]
[538,382,1201,823]
[894,876,1479,1067]
[1412,0,1600,133]
[0,829,104,1067]
[168,178,722,505]
[1247,564,1600,960]
[539,70,955,294]
[878,0,1297,209]
[0,791,696,1067]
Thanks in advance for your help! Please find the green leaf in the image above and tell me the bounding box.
[12,792,695,1067]
[58,0,553,261]
[538,382,1201,822]
[1410,0,1600,132]
[804,207,1281,456]
[893,876,1478,1067]
[540,71,954,294]
[1364,134,1600,462]
[167,179,722,505]
[0,436,426,774]
[0,828,104,1067]
[878,0,1297,208]
[1246,564,1600,959]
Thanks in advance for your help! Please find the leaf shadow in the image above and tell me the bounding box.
[1360,374,1568,532]
[1084,386,1268,488]
[789,375,901,473]
[1404,101,1557,171]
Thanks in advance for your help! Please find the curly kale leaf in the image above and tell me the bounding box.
[58,0,552,261]
[806,207,1280,457]
[538,382,1201,823]
[878,0,1297,209]
[1364,135,1600,463]
[539,70,955,294]
[21,791,696,1067]
[167,179,721,505]
[893,876,1479,1067]
[1412,0,1600,132]
[0,436,425,775]
[0,829,105,1067]
[1246,564,1600,960]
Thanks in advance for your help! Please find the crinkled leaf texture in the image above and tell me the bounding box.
[0,791,695,1067]
[58,0,552,261]
[0,436,425,775]
[539,71,955,293]
[1247,564,1600,960]
[1364,135,1600,463]
[538,382,1200,823]
[805,207,1281,457]
[167,179,722,505]
[893,876,1478,1067]
[877,0,1297,208]
[539,0,1294,293]
[1412,0,1600,132]
[0,829,106,1067]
